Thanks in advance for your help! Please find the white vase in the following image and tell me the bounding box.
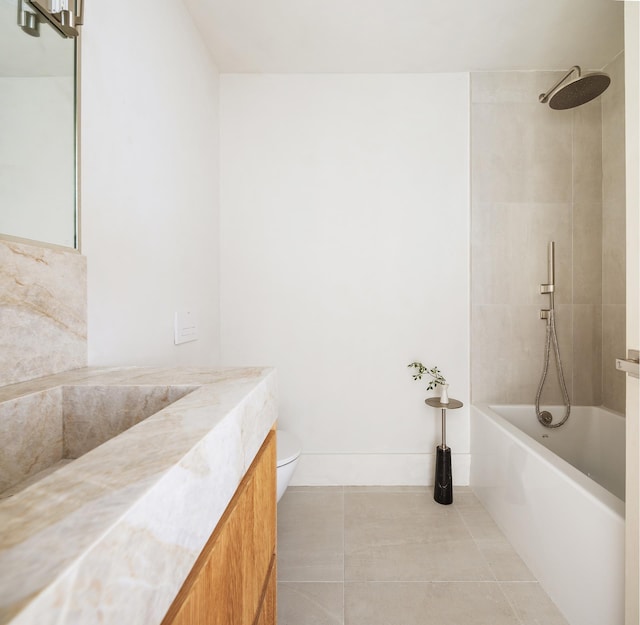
[440,384,450,404]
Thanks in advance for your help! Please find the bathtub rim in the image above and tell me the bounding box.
[472,403,625,521]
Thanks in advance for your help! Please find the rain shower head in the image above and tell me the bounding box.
[539,66,610,110]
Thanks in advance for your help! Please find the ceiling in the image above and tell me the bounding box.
[182,0,624,73]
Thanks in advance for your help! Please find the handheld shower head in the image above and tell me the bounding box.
[539,66,610,110]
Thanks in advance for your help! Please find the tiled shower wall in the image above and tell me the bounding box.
[602,54,626,413]
[0,238,87,387]
[471,60,625,412]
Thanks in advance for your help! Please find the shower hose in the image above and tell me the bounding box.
[535,309,571,428]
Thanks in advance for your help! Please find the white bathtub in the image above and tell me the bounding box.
[470,404,625,625]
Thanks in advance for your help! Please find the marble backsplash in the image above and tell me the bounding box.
[0,238,87,387]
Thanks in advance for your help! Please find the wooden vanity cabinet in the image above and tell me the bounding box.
[162,430,277,625]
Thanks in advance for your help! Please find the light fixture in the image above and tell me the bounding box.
[17,0,39,37]
[19,0,83,39]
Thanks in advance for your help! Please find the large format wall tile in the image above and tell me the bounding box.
[572,305,603,406]
[472,305,543,404]
[0,239,86,386]
[572,99,603,206]
[573,202,603,306]
[472,103,572,204]
[471,72,575,405]
[471,71,565,105]
[603,304,626,413]
[471,202,572,307]
[601,53,626,413]
[471,68,624,410]
[471,304,572,405]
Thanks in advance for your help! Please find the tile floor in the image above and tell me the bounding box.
[276,486,569,625]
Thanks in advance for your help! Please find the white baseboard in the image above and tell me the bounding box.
[290,452,470,486]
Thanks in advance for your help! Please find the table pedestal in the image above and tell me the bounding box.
[425,397,463,506]
[434,445,452,505]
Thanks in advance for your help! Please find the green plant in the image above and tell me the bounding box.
[407,361,446,391]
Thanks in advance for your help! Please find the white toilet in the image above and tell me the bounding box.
[276,430,301,502]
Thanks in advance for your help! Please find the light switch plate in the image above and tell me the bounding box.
[174,311,198,345]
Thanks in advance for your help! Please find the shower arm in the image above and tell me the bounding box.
[539,66,581,103]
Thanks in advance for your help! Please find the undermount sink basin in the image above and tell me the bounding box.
[0,384,196,498]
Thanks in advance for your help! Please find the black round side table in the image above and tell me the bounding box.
[425,397,463,505]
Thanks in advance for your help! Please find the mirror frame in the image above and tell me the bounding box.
[74,32,80,252]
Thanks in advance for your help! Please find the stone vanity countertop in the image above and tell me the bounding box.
[0,366,277,625]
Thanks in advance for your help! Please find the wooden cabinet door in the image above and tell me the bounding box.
[162,431,276,625]
[253,558,276,625]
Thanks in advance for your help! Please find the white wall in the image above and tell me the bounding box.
[220,74,470,484]
[81,0,221,366]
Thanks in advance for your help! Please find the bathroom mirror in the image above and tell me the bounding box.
[0,0,78,249]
